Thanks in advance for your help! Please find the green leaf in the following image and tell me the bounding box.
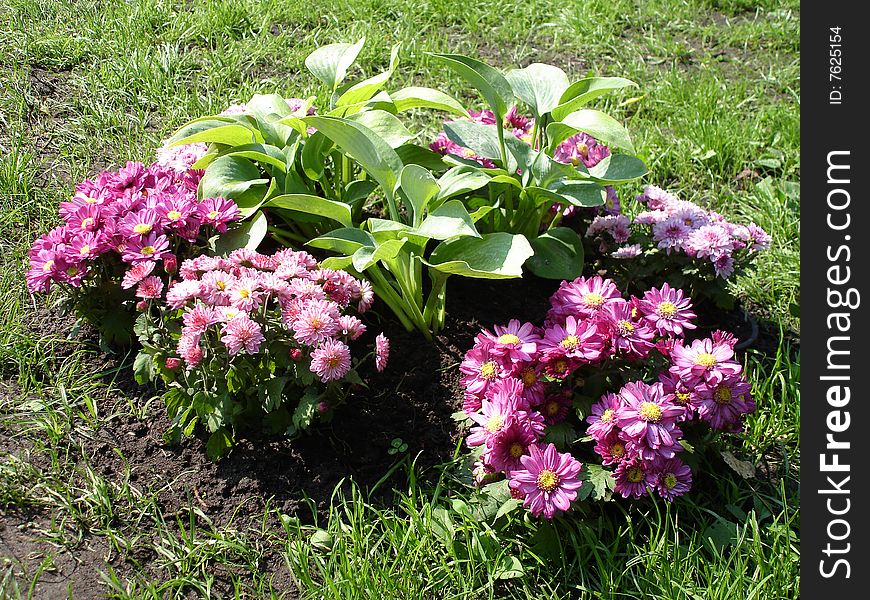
[552,77,638,121]
[429,54,513,120]
[292,387,320,430]
[505,63,569,117]
[200,155,269,216]
[395,144,448,171]
[584,154,649,184]
[416,200,480,240]
[347,109,415,148]
[133,351,155,385]
[212,210,268,255]
[336,44,401,107]
[391,86,469,116]
[425,232,534,279]
[301,131,334,180]
[351,238,407,271]
[494,556,525,580]
[206,427,233,461]
[264,194,353,228]
[167,119,262,147]
[547,109,635,154]
[400,164,439,227]
[552,181,607,206]
[304,38,366,92]
[527,227,585,280]
[220,144,288,173]
[577,463,614,501]
[541,421,578,448]
[307,228,375,255]
[304,116,403,199]
[264,376,289,412]
[443,119,502,161]
[243,94,298,145]
[495,498,522,520]
[436,166,491,201]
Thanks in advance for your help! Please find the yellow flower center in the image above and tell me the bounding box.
[498,333,520,345]
[140,245,156,256]
[81,217,94,229]
[238,288,251,299]
[536,469,560,492]
[485,414,504,433]
[479,361,498,380]
[521,368,537,386]
[611,442,625,458]
[553,360,568,374]
[627,466,644,483]
[65,266,79,277]
[583,292,605,308]
[714,386,732,405]
[326,356,341,368]
[560,334,580,349]
[461,147,477,158]
[167,210,182,221]
[639,401,663,422]
[694,352,716,368]
[208,210,219,219]
[658,301,677,318]
[663,473,678,489]
[675,391,691,405]
[575,142,589,156]
[546,401,560,416]
[133,223,152,235]
[216,280,227,291]
[85,196,99,204]
[509,443,525,458]
[79,245,91,256]
[42,259,54,272]
[617,320,635,335]
[600,408,614,423]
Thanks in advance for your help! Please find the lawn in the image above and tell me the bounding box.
[0,0,799,598]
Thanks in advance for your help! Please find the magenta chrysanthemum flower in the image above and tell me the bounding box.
[669,338,742,389]
[515,363,546,407]
[713,253,735,278]
[182,304,221,335]
[593,431,631,466]
[65,204,102,233]
[613,456,657,499]
[198,197,240,233]
[654,457,693,501]
[652,216,690,253]
[375,333,390,372]
[553,132,610,168]
[135,275,164,299]
[122,232,169,263]
[310,339,352,382]
[540,391,572,425]
[220,315,265,356]
[66,231,105,261]
[637,283,697,337]
[26,248,66,293]
[485,419,538,474]
[480,319,539,363]
[696,376,755,430]
[601,302,655,359]
[547,275,622,322]
[586,392,623,440]
[657,372,699,420]
[292,299,340,346]
[540,315,605,363]
[615,382,684,459]
[636,185,680,211]
[460,343,509,396]
[508,443,583,519]
[466,395,523,448]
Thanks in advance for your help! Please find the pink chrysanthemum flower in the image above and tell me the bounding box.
[66,231,105,261]
[615,382,684,459]
[119,209,162,238]
[310,339,352,382]
[713,253,735,278]
[746,223,772,251]
[227,277,262,312]
[122,233,169,263]
[540,391,572,425]
[685,224,733,259]
[292,299,340,346]
[375,333,390,372]
[65,204,102,233]
[466,395,522,448]
[586,392,623,440]
[155,141,208,172]
[479,319,540,364]
[652,216,690,253]
[199,270,236,305]
[637,283,697,337]
[508,443,583,519]
[121,261,156,289]
[540,315,606,363]
[657,372,699,421]
[198,197,240,233]
[485,418,538,474]
[654,457,693,501]
[182,304,221,335]
[611,244,643,259]
[220,315,265,356]
[337,315,366,340]
[472,459,497,486]
[26,249,66,293]
[636,185,680,211]
[669,338,742,389]
[547,276,622,323]
[460,343,509,396]
[601,302,655,359]
[667,200,710,230]
[594,431,631,466]
[515,363,546,407]
[613,456,657,499]
[177,332,203,367]
[356,279,375,312]
[287,278,327,302]
[165,279,202,309]
[135,275,164,299]
[553,132,610,168]
[696,376,755,430]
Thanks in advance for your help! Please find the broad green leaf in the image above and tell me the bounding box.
[529,151,581,187]
[133,351,155,385]
[327,91,395,117]
[304,116,403,199]
[527,228,585,279]
[400,164,439,227]
[367,219,429,249]
[347,110,415,148]
[199,156,269,215]
[495,498,522,520]
[206,427,233,461]
[320,256,354,270]
[505,63,570,117]
[577,463,615,501]
[435,166,491,201]
[307,227,375,255]
[416,200,480,240]
[212,210,268,255]
[429,53,513,119]
[425,232,533,279]
[304,38,366,92]
[301,131,333,180]
[292,387,320,430]
[443,119,501,160]
[391,86,469,116]
[336,44,401,107]
[351,238,407,271]
[552,77,638,121]
[220,143,288,173]
[547,109,635,154]
[264,376,289,412]
[494,556,525,580]
[264,194,353,228]
[524,186,565,208]
[243,94,299,145]
[169,122,261,147]
[395,144,449,171]
[585,154,648,183]
[552,181,607,206]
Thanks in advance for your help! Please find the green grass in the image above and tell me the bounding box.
[0,0,799,597]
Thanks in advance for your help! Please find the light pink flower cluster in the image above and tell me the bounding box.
[26,155,240,294]
[588,185,771,278]
[153,248,389,384]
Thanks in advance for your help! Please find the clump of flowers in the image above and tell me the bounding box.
[134,248,389,459]
[25,142,237,344]
[585,185,771,307]
[460,276,756,518]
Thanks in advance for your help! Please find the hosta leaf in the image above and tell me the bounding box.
[301,131,334,180]
[415,200,480,240]
[553,181,608,206]
[584,154,648,183]
[547,109,635,154]
[400,164,439,227]
[304,38,366,92]
[425,232,533,279]
[167,119,262,147]
[264,194,353,228]
[435,166,491,201]
[336,44,401,107]
[219,143,288,173]
[212,210,268,255]
[391,86,469,116]
[199,155,269,216]
[505,63,570,117]
[307,227,375,255]
[552,77,638,121]
[351,238,408,271]
[347,110,415,148]
[429,53,513,120]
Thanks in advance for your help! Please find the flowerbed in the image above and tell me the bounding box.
[25,40,769,512]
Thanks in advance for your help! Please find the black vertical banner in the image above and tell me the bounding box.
[802,5,868,597]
